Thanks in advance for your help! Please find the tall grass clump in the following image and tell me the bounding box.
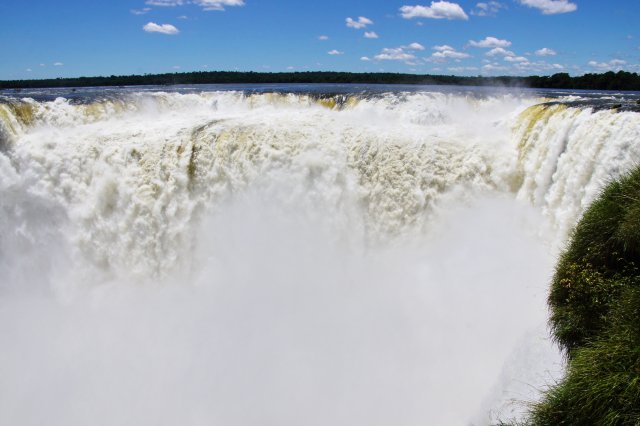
[528,167,640,425]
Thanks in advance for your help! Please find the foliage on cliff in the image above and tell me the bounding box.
[529,168,640,425]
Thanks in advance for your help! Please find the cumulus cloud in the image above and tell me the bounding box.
[193,0,245,11]
[518,0,577,15]
[53,62,64,66]
[400,1,469,20]
[145,0,244,10]
[346,16,373,29]
[482,62,508,72]
[469,36,511,48]
[484,47,534,65]
[486,47,515,56]
[145,0,183,6]
[374,48,416,61]
[588,59,627,71]
[318,35,329,41]
[433,45,454,52]
[513,60,565,72]
[404,42,425,50]
[448,66,479,72]
[364,31,379,39]
[471,1,504,16]
[429,45,470,62]
[535,47,557,56]
[371,43,425,62]
[131,7,152,15]
[431,50,470,60]
[504,55,529,62]
[328,50,344,55]
[361,56,371,61]
[143,22,180,35]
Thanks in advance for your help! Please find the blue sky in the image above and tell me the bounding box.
[1,0,639,80]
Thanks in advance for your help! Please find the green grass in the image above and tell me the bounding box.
[525,167,640,425]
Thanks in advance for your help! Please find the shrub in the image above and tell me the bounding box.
[527,167,640,425]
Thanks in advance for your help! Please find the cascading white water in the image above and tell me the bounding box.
[0,89,638,425]
[513,103,640,238]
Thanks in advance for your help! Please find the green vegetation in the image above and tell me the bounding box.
[526,168,640,425]
[1,70,640,91]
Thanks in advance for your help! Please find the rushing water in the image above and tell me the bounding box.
[1,84,639,425]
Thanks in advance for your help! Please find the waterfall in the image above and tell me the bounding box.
[0,88,637,425]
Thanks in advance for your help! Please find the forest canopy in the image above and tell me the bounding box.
[1,71,639,91]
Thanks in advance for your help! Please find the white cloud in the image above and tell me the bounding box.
[53,62,64,66]
[469,36,511,48]
[145,0,183,6]
[26,68,32,72]
[431,51,470,60]
[429,45,470,62]
[178,15,188,19]
[287,66,295,70]
[346,16,373,29]
[518,0,577,15]
[193,0,245,11]
[145,0,244,10]
[535,47,557,56]
[504,55,528,62]
[143,22,180,35]
[403,42,425,50]
[513,60,565,72]
[433,45,454,52]
[588,59,627,71]
[482,62,508,72]
[172,65,181,69]
[318,35,329,41]
[471,1,504,16]
[361,56,371,61]
[374,47,416,61]
[400,1,469,20]
[485,47,515,56]
[448,66,479,72]
[364,31,379,39]
[131,7,152,15]
[371,43,425,62]
[328,50,344,55]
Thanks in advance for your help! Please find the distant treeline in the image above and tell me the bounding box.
[1,70,640,91]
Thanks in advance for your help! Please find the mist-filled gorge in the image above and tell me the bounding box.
[1,86,639,425]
